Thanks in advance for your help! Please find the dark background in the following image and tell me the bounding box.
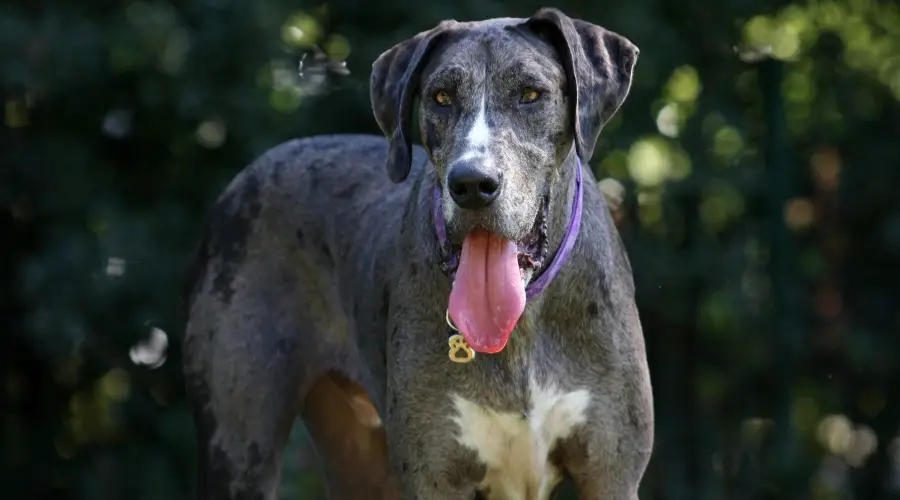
[4,0,900,498]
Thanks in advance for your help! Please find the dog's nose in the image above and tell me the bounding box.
[447,163,502,210]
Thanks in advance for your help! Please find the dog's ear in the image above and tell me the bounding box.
[524,8,639,163]
[370,21,455,183]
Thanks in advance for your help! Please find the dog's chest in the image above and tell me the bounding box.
[449,379,591,500]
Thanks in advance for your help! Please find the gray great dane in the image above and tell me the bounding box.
[183,7,654,500]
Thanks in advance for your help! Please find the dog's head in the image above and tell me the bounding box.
[371,8,638,235]
[370,8,639,352]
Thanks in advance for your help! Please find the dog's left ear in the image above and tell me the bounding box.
[524,8,639,163]
[370,21,456,183]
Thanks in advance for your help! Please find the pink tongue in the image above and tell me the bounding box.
[448,228,526,354]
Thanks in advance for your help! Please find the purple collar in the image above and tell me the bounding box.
[433,158,584,301]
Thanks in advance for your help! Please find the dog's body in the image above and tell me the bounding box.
[184,9,653,500]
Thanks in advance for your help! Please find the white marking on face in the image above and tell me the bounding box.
[467,94,492,148]
[449,377,592,499]
[457,93,494,164]
[444,92,495,219]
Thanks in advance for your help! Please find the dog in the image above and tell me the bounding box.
[183,7,654,499]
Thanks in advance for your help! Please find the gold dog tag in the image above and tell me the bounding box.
[448,334,475,363]
[446,310,475,363]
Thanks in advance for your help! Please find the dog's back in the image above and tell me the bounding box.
[217,133,418,260]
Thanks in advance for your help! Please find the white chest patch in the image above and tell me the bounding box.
[449,379,592,499]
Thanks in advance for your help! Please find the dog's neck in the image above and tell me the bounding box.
[543,148,582,282]
[431,148,583,301]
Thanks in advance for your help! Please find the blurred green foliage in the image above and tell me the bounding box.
[3,0,900,498]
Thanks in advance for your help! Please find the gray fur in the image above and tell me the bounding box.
[184,7,653,500]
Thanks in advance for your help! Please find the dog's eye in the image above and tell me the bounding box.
[433,90,452,107]
[520,88,542,104]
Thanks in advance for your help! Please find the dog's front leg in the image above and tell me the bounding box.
[567,370,654,500]
[566,442,650,500]
[385,397,483,500]
[383,344,485,500]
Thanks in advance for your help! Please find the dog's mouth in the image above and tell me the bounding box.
[443,196,550,280]
[444,196,549,355]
